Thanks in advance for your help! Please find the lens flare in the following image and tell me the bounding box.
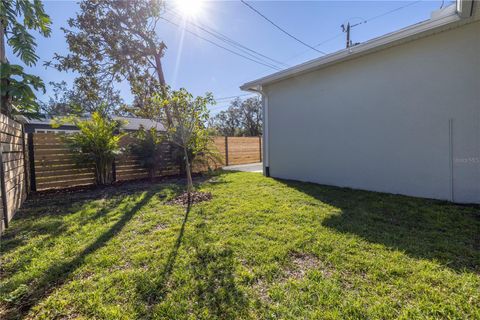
[175,0,204,18]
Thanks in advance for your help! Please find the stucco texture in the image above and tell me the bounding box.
[264,21,480,203]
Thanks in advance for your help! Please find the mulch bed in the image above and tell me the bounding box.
[167,191,213,206]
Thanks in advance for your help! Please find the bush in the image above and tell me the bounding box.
[64,112,124,185]
[130,127,165,180]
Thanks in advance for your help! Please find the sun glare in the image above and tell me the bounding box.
[175,0,204,18]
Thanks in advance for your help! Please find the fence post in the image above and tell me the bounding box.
[21,125,29,193]
[259,136,262,162]
[224,136,229,166]
[0,143,9,229]
[27,133,36,192]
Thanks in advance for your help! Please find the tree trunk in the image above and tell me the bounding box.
[95,158,113,186]
[183,145,193,204]
[153,51,173,126]
[153,52,166,89]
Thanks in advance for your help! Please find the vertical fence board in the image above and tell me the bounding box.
[0,114,28,232]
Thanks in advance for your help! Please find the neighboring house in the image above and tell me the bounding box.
[23,116,164,134]
[241,0,480,203]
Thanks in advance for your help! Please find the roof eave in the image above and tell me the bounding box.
[241,9,467,91]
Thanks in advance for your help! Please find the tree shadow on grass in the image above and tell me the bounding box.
[137,205,247,319]
[276,178,480,274]
[136,200,193,312]
[189,217,248,320]
[2,190,155,320]
[1,179,178,256]
[1,198,125,256]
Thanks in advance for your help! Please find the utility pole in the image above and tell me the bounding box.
[341,21,364,49]
[341,23,352,48]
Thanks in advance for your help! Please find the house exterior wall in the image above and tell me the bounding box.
[264,20,480,203]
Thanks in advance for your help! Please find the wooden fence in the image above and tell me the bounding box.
[30,134,262,191]
[0,128,263,231]
[0,114,28,232]
[115,135,180,181]
[213,136,262,166]
[31,133,182,191]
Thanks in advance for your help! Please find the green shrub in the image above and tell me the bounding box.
[64,112,124,185]
[130,127,165,180]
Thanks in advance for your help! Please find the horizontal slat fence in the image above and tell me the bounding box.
[31,133,182,190]
[0,127,262,231]
[32,133,96,190]
[0,114,28,232]
[30,133,262,192]
[213,136,262,166]
[115,135,180,181]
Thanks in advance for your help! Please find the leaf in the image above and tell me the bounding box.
[1,62,43,118]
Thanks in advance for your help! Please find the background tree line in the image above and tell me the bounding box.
[210,97,262,137]
[1,0,221,199]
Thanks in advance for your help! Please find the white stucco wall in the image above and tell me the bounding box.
[264,20,480,203]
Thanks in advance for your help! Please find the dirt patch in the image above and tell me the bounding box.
[167,191,213,206]
[284,252,330,280]
[252,279,272,303]
[154,223,168,231]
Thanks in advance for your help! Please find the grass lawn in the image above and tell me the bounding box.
[1,171,479,319]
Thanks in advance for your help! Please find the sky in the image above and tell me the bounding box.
[7,0,448,113]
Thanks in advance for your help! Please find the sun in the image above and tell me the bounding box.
[175,0,204,18]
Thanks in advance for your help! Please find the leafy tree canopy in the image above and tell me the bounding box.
[211,97,262,136]
[41,80,124,117]
[1,0,51,66]
[1,0,52,117]
[155,87,216,194]
[50,0,170,119]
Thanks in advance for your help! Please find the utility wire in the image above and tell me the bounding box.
[215,93,256,101]
[283,0,423,64]
[161,16,283,71]
[350,0,423,28]
[198,23,289,67]
[282,32,343,64]
[210,104,231,110]
[167,7,288,68]
[240,0,327,55]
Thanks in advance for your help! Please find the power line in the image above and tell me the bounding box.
[340,1,423,48]
[240,0,327,55]
[282,32,343,64]
[314,32,344,48]
[284,0,423,63]
[209,104,231,110]
[198,23,289,67]
[343,1,423,31]
[167,7,288,69]
[364,0,423,24]
[215,93,256,101]
[161,16,283,71]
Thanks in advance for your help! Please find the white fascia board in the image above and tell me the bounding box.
[457,0,474,18]
[240,12,464,91]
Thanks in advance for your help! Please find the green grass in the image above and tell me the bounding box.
[1,171,479,319]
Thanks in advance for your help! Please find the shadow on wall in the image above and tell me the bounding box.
[276,178,480,274]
